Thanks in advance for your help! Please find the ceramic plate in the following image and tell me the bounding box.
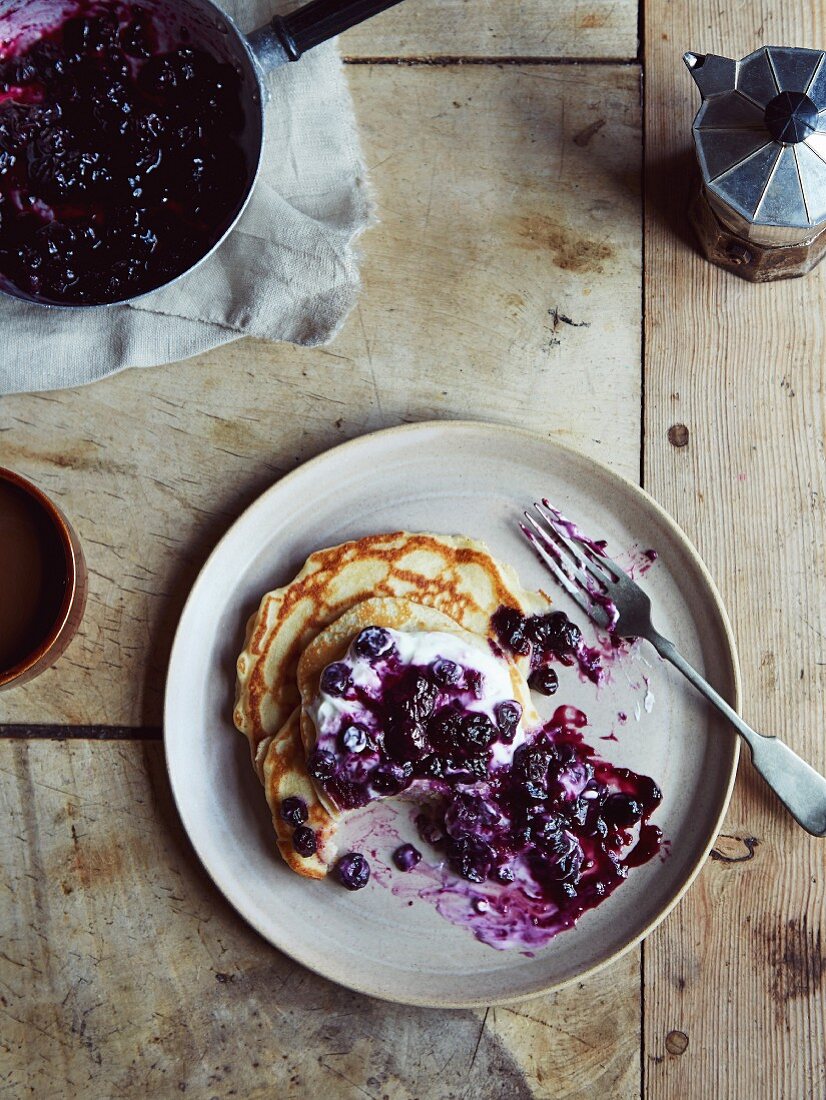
[165,421,740,1007]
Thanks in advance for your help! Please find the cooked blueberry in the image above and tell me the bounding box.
[414,753,446,779]
[450,754,489,781]
[603,793,645,827]
[529,666,559,695]
[120,16,153,59]
[567,797,589,828]
[431,658,462,686]
[559,621,582,652]
[293,826,317,858]
[384,717,426,764]
[339,749,380,784]
[536,832,584,884]
[335,852,371,890]
[513,744,554,800]
[495,700,522,741]
[495,864,515,884]
[465,668,484,698]
[415,813,445,847]
[139,48,198,97]
[307,748,337,782]
[444,791,499,838]
[553,757,594,799]
[393,843,422,872]
[325,777,370,810]
[339,723,369,754]
[320,662,352,697]
[530,812,567,847]
[491,605,531,656]
[525,611,567,647]
[388,669,438,724]
[447,835,495,884]
[428,706,464,755]
[526,611,582,656]
[280,797,307,826]
[372,762,411,795]
[63,15,120,55]
[353,626,394,659]
[589,816,609,839]
[460,712,497,752]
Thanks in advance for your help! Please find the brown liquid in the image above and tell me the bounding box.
[0,480,67,674]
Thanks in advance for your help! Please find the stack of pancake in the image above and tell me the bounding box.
[233,532,542,879]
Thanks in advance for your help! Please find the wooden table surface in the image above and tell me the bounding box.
[1,2,824,1097]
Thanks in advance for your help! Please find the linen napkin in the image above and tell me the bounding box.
[0,0,373,396]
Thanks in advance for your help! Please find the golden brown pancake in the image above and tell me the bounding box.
[235,532,542,778]
[261,708,337,879]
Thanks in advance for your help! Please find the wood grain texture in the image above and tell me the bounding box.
[0,63,642,728]
[644,7,826,1099]
[339,0,639,61]
[0,739,640,1099]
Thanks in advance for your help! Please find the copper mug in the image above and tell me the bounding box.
[0,468,87,690]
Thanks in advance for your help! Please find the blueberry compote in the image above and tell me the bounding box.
[492,605,603,684]
[307,626,528,813]
[309,624,663,946]
[0,2,247,304]
[412,704,662,949]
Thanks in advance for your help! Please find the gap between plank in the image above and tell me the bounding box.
[343,55,640,66]
[0,725,162,740]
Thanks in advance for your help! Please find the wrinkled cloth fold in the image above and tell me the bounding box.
[0,0,372,396]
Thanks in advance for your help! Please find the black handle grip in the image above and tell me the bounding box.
[272,0,405,60]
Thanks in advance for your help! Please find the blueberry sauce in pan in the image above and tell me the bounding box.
[0,1,248,303]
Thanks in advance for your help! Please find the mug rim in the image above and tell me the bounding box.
[0,466,79,687]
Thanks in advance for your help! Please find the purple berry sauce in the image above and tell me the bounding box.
[308,627,527,813]
[0,1,249,304]
[404,704,662,950]
[492,605,604,685]
[308,624,663,945]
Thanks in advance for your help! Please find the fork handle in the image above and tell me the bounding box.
[648,631,826,837]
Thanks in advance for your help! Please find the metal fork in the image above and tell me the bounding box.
[522,499,826,837]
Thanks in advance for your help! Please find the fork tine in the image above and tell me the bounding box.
[534,500,613,588]
[522,512,593,592]
[519,522,603,622]
[538,498,625,580]
[520,519,611,629]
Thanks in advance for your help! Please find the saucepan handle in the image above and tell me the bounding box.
[248,0,405,73]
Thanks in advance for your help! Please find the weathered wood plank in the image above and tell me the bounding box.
[0,740,640,1099]
[643,10,826,1100]
[0,63,642,728]
[339,0,638,61]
